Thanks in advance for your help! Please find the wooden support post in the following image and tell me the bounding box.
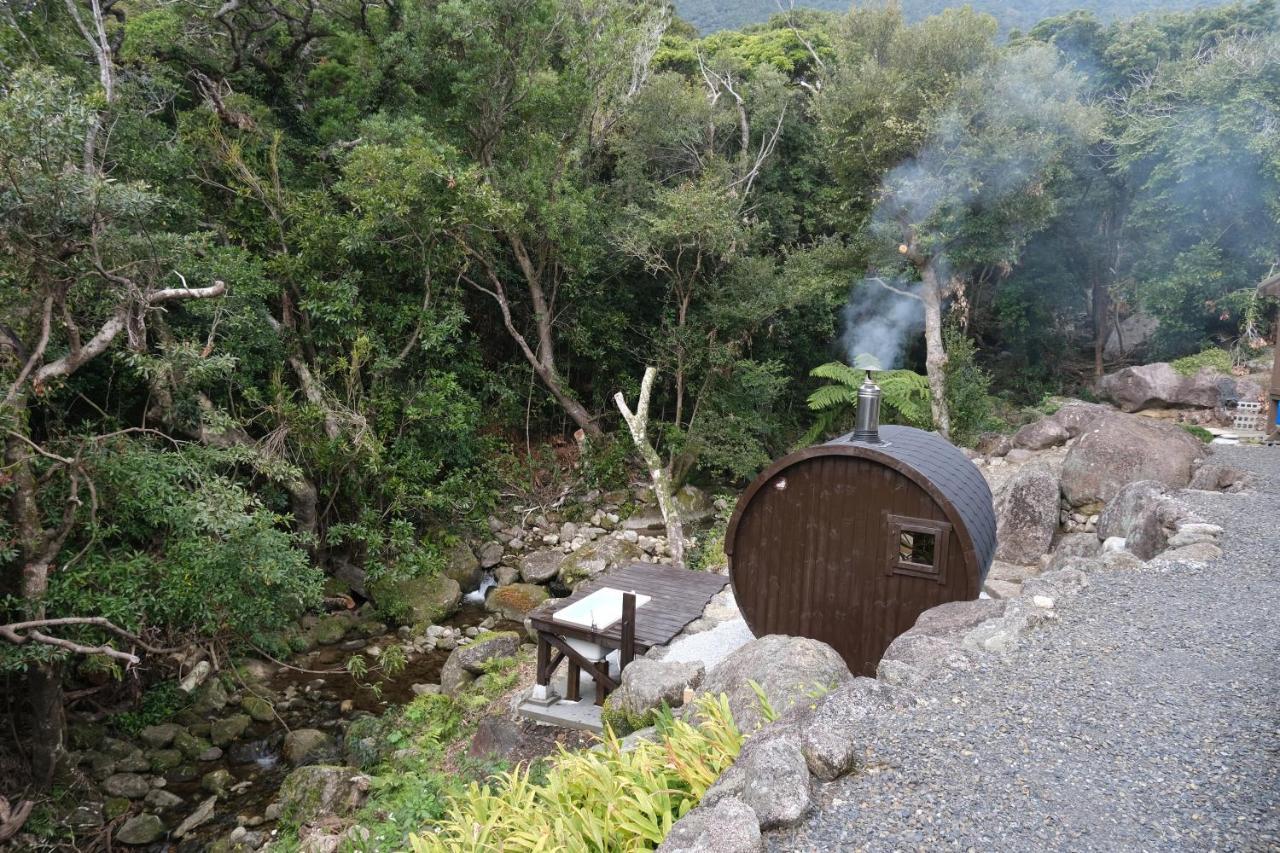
[621,592,636,672]
[536,632,551,687]
[566,660,581,702]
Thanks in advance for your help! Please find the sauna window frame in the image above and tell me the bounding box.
[884,513,951,583]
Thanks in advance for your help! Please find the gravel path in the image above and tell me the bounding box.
[767,444,1280,852]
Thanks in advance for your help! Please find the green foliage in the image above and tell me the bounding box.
[942,325,998,447]
[114,682,192,736]
[1170,348,1234,377]
[1179,423,1214,443]
[411,694,745,852]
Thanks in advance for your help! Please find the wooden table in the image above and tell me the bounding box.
[527,563,730,705]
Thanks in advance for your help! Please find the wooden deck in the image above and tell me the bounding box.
[524,563,730,713]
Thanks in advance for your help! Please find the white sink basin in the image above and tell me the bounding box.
[552,587,651,660]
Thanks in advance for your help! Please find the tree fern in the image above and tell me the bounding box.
[803,361,933,443]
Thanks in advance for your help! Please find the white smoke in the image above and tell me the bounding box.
[839,279,923,369]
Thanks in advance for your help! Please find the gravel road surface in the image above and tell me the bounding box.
[766,444,1280,852]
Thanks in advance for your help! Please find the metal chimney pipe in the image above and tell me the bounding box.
[852,371,883,444]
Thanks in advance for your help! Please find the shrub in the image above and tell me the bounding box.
[1170,347,1233,376]
[1178,423,1213,443]
[410,694,744,852]
[942,324,997,447]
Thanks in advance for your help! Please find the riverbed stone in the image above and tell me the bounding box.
[104,797,132,820]
[103,772,151,799]
[284,729,334,766]
[174,795,218,839]
[148,748,184,772]
[139,722,184,749]
[278,765,373,826]
[210,714,251,746]
[239,695,275,723]
[145,788,185,811]
[202,767,235,797]
[657,796,762,853]
[117,813,165,846]
[478,540,504,569]
[693,635,851,734]
[312,615,351,646]
[519,549,565,584]
[369,573,462,625]
[484,583,549,622]
[447,631,521,675]
[467,716,523,761]
[116,749,151,773]
[558,537,644,588]
[443,540,483,593]
[191,678,230,715]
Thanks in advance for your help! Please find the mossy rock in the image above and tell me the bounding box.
[172,729,211,760]
[558,538,643,588]
[240,695,275,723]
[311,615,351,646]
[484,583,549,622]
[368,573,462,625]
[147,749,183,772]
[277,764,373,826]
[442,540,482,593]
[600,694,656,737]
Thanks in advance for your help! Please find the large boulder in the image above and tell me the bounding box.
[608,659,704,721]
[466,716,523,762]
[994,462,1061,564]
[1060,411,1206,507]
[672,485,714,525]
[442,541,482,593]
[439,631,522,696]
[116,814,166,846]
[277,765,373,826]
[484,584,549,622]
[1095,480,1168,542]
[519,550,565,584]
[1099,362,1263,412]
[694,635,851,734]
[657,797,761,853]
[283,729,335,766]
[701,725,811,830]
[1012,401,1110,450]
[797,677,918,781]
[558,537,644,588]
[369,573,462,625]
[1188,463,1251,493]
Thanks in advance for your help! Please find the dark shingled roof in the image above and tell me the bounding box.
[827,425,998,582]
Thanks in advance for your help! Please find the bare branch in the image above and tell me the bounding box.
[868,276,924,302]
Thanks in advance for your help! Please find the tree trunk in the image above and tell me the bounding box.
[1092,271,1108,378]
[920,264,952,439]
[615,368,684,567]
[4,417,66,785]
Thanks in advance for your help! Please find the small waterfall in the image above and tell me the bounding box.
[463,570,497,604]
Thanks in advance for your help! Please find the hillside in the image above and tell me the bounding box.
[676,0,1223,34]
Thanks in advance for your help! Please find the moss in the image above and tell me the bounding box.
[486,583,548,620]
[600,694,656,737]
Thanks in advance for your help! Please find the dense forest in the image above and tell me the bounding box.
[676,0,1215,35]
[1,0,1278,829]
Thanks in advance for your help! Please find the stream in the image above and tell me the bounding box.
[169,601,514,850]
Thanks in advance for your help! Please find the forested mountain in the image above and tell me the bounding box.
[678,0,1221,34]
[2,0,1277,835]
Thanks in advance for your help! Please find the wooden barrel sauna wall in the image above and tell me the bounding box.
[724,424,997,677]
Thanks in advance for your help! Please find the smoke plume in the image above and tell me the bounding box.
[840,279,923,369]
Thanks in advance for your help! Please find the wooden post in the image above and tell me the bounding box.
[536,632,550,687]
[566,660,581,702]
[621,592,636,672]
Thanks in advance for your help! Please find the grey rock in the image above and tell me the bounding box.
[558,537,645,588]
[191,678,230,715]
[694,635,851,734]
[411,683,441,696]
[703,725,811,830]
[439,655,475,697]
[982,578,1022,600]
[144,788,185,810]
[622,511,667,532]
[994,462,1062,564]
[210,714,251,746]
[442,540,483,593]
[116,749,151,773]
[240,695,275,723]
[877,633,979,688]
[610,659,705,718]
[139,723,184,749]
[494,565,519,586]
[1096,480,1169,542]
[657,796,762,853]
[173,795,218,839]
[975,432,1012,457]
[1005,447,1035,463]
[1099,362,1261,412]
[519,549,565,584]
[1127,497,1192,560]
[484,583,549,622]
[202,767,234,796]
[1012,402,1111,450]
[909,598,1006,639]
[444,630,521,676]
[466,716,523,761]
[478,540,504,569]
[116,813,166,846]
[1061,412,1206,507]
[103,772,151,799]
[370,573,462,624]
[1045,532,1100,572]
[1189,463,1252,493]
[799,677,918,780]
[283,729,334,766]
[1158,542,1223,562]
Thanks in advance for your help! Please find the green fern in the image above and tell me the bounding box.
[805,361,933,435]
